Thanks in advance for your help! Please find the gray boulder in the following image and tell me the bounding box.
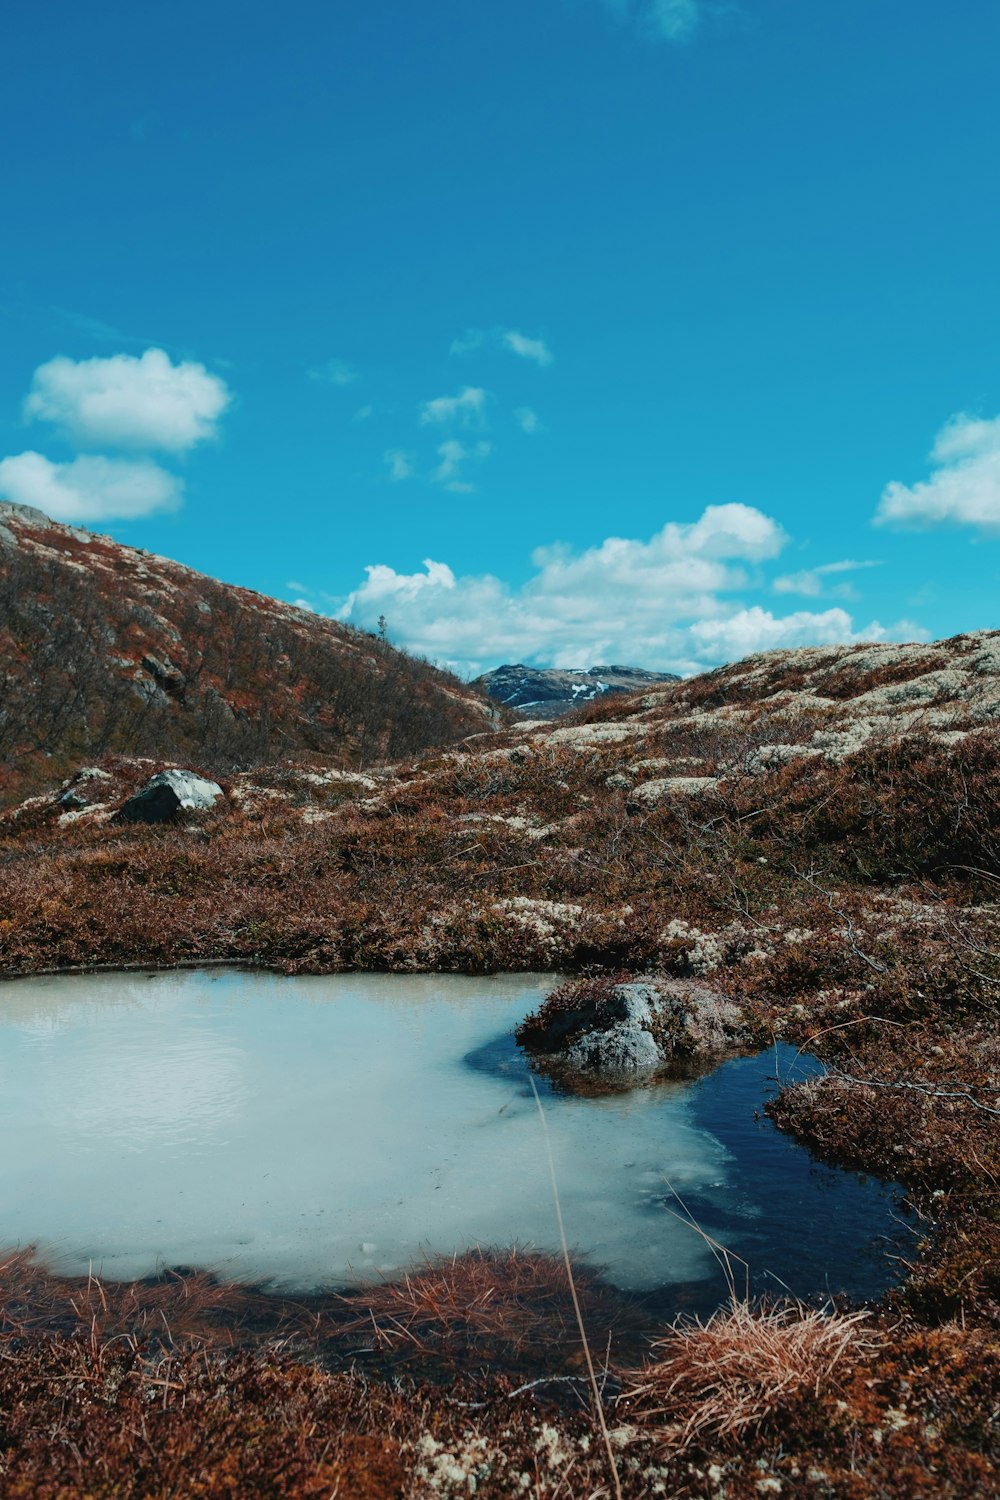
[517,976,751,1085]
[0,501,52,529]
[116,769,224,824]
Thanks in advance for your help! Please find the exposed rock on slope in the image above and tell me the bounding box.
[115,769,224,825]
[0,506,492,805]
[475,663,679,718]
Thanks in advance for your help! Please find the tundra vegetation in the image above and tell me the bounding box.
[1,521,999,1494]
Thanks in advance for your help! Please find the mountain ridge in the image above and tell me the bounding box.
[475,662,680,717]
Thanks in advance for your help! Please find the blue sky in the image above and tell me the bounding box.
[2,0,999,676]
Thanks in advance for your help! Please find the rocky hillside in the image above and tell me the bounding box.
[475,662,679,717]
[0,502,493,805]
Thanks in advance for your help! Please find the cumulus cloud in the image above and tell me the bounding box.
[0,451,182,522]
[308,358,357,386]
[24,348,230,453]
[335,503,895,675]
[451,328,554,366]
[875,412,1000,531]
[418,386,489,428]
[600,0,702,44]
[688,607,876,660]
[773,559,881,599]
[516,407,541,434]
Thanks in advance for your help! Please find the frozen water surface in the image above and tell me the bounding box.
[0,969,904,1297]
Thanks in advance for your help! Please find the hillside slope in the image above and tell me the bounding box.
[0,502,492,804]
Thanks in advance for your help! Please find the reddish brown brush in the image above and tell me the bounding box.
[0,1249,344,1357]
[338,1246,623,1373]
[621,1300,884,1451]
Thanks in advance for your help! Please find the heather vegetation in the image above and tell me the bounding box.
[0,509,491,807]
[1,627,999,1493]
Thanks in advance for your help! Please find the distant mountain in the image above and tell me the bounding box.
[475,662,681,718]
[0,502,492,804]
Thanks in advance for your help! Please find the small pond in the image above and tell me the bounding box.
[0,969,908,1305]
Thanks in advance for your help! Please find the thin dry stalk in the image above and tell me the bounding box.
[529,1074,623,1500]
[658,1177,750,1304]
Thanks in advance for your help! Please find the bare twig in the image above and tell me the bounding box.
[825,1067,1000,1118]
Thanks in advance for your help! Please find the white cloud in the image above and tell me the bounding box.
[516,407,541,434]
[875,411,1000,531]
[688,607,879,660]
[24,348,230,453]
[353,404,374,422]
[501,331,553,367]
[419,387,488,429]
[309,358,357,386]
[336,503,894,675]
[418,387,488,428]
[433,439,492,492]
[384,449,415,482]
[773,559,880,598]
[451,327,554,366]
[600,0,702,44]
[0,451,182,522]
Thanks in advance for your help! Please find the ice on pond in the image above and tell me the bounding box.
[0,969,902,1297]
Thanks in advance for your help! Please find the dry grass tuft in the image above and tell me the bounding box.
[622,1300,884,1451]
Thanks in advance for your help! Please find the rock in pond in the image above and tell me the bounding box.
[115,769,224,824]
[516,974,751,1086]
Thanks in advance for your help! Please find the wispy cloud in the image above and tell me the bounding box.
[515,407,541,434]
[599,0,703,44]
[418,386,489,428]
[384,449,415,481]
[308,358,358,386]
[773,559,881,599]
[51,308,145,346]
[433,439,491,492]
[24,348,231,453]
[501,330,553,366]
[875,411,1000,532]
[0,451,182,522]
[451,327,554,366]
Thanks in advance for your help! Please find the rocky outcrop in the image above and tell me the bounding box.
[0,501,52,529]
[115,769,224,824]
[516,975,752,1087]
